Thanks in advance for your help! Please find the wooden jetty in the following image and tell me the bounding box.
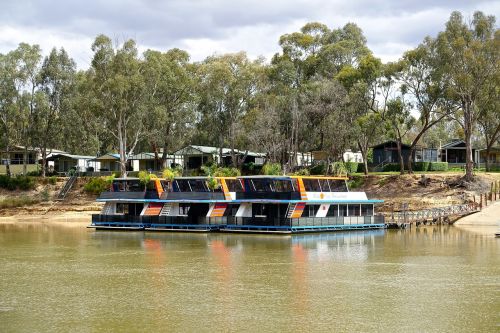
[384,203,479,229]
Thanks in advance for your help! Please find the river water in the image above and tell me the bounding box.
[0,222,498,332]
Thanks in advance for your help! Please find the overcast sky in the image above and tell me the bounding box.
[0,0,498,69]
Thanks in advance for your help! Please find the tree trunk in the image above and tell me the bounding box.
[396,140,404,175]
[41,148,47,178]
[463,101,474,181]
[407,147,415,174]
[5,144,11,178]
[23,146,28,175]
[118,118,127,178]
[357,141,369,176]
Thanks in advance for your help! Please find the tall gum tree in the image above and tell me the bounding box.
[436,11,499,181]
[90,35,146,177]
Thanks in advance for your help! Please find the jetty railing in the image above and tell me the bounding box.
[384,203,479,224]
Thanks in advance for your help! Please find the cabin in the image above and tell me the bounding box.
[90,153,130,172]
[343,150,363,163]
[440,140,478,166]
[476,147,500,169]
[371,141,438,167]
[129,152,183,172]
[174,145,265,170]
[44,153,99,174]
[0,145,66,175]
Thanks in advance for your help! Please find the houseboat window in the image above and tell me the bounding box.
[326,204,339,217]
[361,204,374,216]
[226,179,243,192]
[175,180,191,192]
[348,204,360,216]
[179,204,190,216]
[307,205,320,217]
[251,179,271,192]
[273,180,293,192]
[253,203,267,217]
[328,180,347,192]
[318,179,330,192]
[338,204,348,216]
[115,203,128,214]
[160,180,170,191]
[303,179,321,192]
[188,179,209,192]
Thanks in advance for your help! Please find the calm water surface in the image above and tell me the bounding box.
[0,222,498,332]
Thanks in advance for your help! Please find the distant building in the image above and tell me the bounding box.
[476,147,500,168]
[129,152,183,172]
[371,140,438,167]
[440,139,478,166]
[0,145,67,175]
[90,153,127,172]
[44,153,99,173]
[174,145,265,170]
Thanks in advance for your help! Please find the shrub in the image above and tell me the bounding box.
[293,168,310,176]
[213,167,241,177]
[262,163,282,175]
[429,162,448,171]
[309,163,326,175]
[0,175,36,191]
[413,162,430,172]
[0,196,40,209]
[348,176,365,190]
[162,166,182,181]
[48,176,57,185]
[382,163,400,172]
[345,162,359,174]
[206,176,220,190]
[330,162,347,176]
[83,177,109,195]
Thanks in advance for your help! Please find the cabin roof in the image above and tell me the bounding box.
[45,153,96,161]
[370,140,411,149]
[174,145,265,157]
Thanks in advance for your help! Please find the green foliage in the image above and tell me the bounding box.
[0,175,37,191]
[293,168,310,176]
[348,176,365,190]
[162,166,182,181]
[206,176,220,191]
[48,176,57,185]
[83,177,109,195]
[344,162,359,174]
[309,164,325,175]
[414,162,430,172]
[0,196,40,209]
[330,162,347,176]
[429,162,448,171]
[138,170,151,185]
[262,163,282,175]
[382,163,401,172]
[213,167,241,177]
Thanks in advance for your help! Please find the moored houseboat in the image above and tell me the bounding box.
[89,175,385,233]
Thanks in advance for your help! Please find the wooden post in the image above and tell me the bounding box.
[480,194,483,210]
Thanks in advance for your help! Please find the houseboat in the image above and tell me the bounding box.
[89,175,385,233]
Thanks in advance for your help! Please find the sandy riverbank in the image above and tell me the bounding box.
[0,210,98,223]
[455,201,500,226]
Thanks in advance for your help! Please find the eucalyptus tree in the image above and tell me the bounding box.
[385,96,415,174]
[143,48,195,168]
[435,11,499,181]
[477,77,500,171]
[11,43,43,174]
[90,35,146,177]
[196,52,264,169]
[0,52,18,177]
[34,47,76,176]
[336,53,389,174]
[398,38,451,173]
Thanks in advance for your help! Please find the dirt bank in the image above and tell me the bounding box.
[358,172,500,212]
